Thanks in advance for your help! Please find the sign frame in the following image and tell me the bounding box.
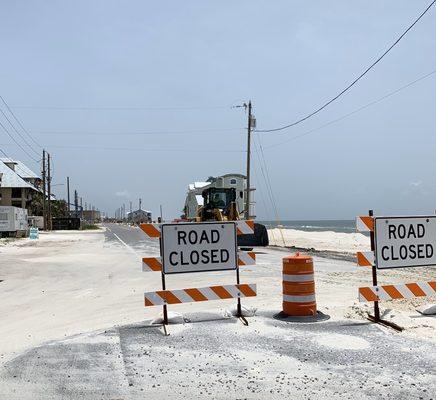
[160,221,238,275]
[374,215,436,270]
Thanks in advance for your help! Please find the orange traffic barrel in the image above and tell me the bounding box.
[282,253,317,316]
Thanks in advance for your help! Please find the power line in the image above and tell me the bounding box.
[0,95,43,149]
[0,143,245,153]
[28,128,244,136]
[0,119,40,163]
[264,67,436,149]
[256,0,436,133]
[252,134,286,246]
[0,108,40,156]
[10,105,233,111]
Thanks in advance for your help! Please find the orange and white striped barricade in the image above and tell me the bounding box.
[359,281,436,302]
[356,212,436,330]
[144,284,257,306]
[140,220,255,239]
[139,221,257,330]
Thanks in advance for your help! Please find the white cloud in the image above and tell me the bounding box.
[410,181,423,187]
[115,190,130,198]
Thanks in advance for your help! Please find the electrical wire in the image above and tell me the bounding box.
[252,134,286,246]
[256,0,436,133]
[0,108,40,156]
[264,67,436,149]
[0,119,40,163]
[0,95,43,149]
[10,105,233,111]
[0,143,245,153]
[28,128,244,136]
[251,159,277,244]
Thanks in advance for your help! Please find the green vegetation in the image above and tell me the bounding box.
[81,223,101,230]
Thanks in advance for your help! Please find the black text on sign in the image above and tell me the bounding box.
[161,222,238,274]
[374,217,436,269]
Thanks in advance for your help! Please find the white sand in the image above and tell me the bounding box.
[268,228,370,254]
[0,227,435,366]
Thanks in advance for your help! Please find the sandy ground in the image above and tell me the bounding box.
[0,225,435,399]
[268,227,370,254]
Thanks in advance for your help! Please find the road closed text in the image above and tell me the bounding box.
[380,223,434,262]
[375,217,436,269]
[161,222,237,274]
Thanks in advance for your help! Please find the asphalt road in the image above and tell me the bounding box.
[1,224,435,399]
[1,312,435,400]
[103,222,160,254]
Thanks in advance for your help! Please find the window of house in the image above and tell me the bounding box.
[11,188,22,198]
[230,179,237,185]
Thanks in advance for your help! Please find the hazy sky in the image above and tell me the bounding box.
[1,1,435,220]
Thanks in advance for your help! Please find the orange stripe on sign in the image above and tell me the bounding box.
[246,220,255,229]
[184,288,208,302]
[382,285,404,299]
[405,283,426,297]
[236,220,255,235]
[356,252,371,267]
[358,216,374,231]
[140,224,160,238]
[359,287,378,302]
[210,285,233,299]
[144,297,154,307]
[142,257,162,271]
[428,281,436,291]
[238,253,255,266]
[238,284,257,297]
[156,290,182,304]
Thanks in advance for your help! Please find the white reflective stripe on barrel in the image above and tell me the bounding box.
[283,274,314,282]
[283,294,316,303]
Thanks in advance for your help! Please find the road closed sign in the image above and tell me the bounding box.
[374,216,436,269]
[161,222,238,274]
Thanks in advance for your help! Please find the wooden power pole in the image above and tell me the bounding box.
[42,150,47,230]
[245,101,253,220]
[47,153,52,230]
[67,176,70,215]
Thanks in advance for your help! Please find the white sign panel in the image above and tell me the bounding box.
[161,222,238,274]
[374,216,436,269]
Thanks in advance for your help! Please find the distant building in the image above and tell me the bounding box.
[127,209,152,224]
[82,209,101,223]
[0,159,41,210]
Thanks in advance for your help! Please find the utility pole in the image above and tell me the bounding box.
[245,100,253,220]
[67,176,70,216]
[74,190,78,218]
[47,153,52,230]
[42,150,47,230]
[139,198,142,210]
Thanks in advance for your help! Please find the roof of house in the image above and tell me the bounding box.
[0,161,36,189]
[0,158,40,179]
[188,181,210,191]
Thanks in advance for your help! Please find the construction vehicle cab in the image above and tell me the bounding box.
[196,187,269,247]
[197,187,239,222]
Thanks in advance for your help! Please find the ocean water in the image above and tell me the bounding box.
[260,220,357,234]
